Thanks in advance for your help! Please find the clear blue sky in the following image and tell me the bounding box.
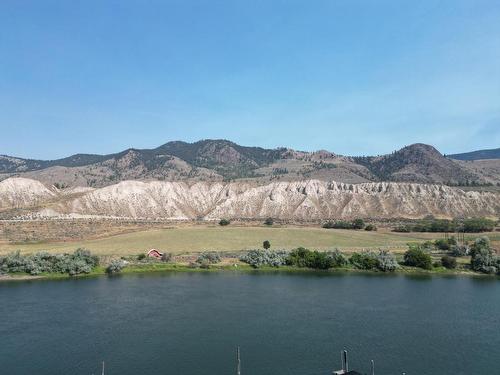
[1,0,499,159]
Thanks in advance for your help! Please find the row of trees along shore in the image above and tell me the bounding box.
[1,237,498,277]
[239,236,500,275]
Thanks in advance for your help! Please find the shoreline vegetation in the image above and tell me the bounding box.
[1,261,497,283]
[1,234,499,282]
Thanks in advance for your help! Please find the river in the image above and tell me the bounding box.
[1,271,499,374]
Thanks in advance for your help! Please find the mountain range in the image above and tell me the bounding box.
[1,140,499,188]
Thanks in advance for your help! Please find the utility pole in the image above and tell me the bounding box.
[101,361,105,375]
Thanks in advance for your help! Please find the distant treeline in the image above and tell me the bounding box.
[322,219,376,231]
[393,218,496,233]
[322,217,496,233]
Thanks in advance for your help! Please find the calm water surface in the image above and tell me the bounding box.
[1,272,499,375]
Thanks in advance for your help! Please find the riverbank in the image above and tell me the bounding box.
[1,261,496,282]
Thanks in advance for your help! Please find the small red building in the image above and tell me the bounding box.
[147,249,164,259]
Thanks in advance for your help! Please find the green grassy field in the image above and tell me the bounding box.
[0,225,464,256]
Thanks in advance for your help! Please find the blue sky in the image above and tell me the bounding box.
[1,0,499,159]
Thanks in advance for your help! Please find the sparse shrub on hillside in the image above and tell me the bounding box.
[219,219,230,226]
[264,218,274,226]
[263,240,271,250]
[106,259,126,274]
[137,253,146,260]
[364,224,377,231]
[240,249,288,268]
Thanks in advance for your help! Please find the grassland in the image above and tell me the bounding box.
[1,223,492,256]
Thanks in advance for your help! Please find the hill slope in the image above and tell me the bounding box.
[352,144,479,184]
[448,147,500,161]
[1,140,498,187]
[1,178,498,220]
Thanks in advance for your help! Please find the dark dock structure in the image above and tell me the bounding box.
[332,350,367,375]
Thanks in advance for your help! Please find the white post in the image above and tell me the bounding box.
[237,347,241,375]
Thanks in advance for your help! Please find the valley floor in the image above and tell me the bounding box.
[1,220,498,256]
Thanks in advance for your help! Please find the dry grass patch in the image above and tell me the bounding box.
[0,224,456,256]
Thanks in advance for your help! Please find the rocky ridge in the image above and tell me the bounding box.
[1,177,498,220]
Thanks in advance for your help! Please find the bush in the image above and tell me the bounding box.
[240,249,288,268]
[73,248,99,268]
[441,256,457,269]
[161,252,172,262]
[461,218,496,233]
[469,236,491,257]
[264,218,274,226]
[106,259,126,274]
[286,247,347,270]
[0,249,99,276]
[450,245,469,257]
[198,259,212,269]
[325,249,349,268]
[349,251,379,270]
[263,240,271,250]
[306,251,334,270]
[393,225,411,233]
[137,253,146,260]
[322,221,336,229]
[364,224,377,231]
[469,238,499,274]
[471,249,498,274]
[196,252,221,265]
[352,219,366,230]
[219,219,231,226]
[403,246,433,270]
[323,219,365,230]
[434,239,449,251]
[377,250,398,272]
[1,251,29,273]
